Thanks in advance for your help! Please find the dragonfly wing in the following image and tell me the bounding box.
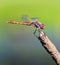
[21,15,30,22]
[31,17,42,24]
[31,17,39,22]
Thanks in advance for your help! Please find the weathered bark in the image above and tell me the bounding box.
[37,31,60,65]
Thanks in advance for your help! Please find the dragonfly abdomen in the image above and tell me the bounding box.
[8,20,23,24]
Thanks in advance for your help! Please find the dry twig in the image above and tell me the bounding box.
[35,31,60,65]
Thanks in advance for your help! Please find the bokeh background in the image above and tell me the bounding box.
[0,0,60,65]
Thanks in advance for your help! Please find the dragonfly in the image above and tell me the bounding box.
[8,15,46,36]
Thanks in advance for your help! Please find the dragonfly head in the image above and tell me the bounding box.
[40,24,46,29]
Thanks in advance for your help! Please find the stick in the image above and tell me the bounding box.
[36,31,60,65]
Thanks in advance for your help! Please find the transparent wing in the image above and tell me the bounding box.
[21,15,30,22]
[31,17,39,22]
[31,17,42,24]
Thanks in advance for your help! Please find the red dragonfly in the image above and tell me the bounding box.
[8,15,46,35]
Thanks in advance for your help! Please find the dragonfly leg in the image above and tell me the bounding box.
[38,29,41,33]
[33,29,38,38]
[33,29,37,35]
[38,29,42,36]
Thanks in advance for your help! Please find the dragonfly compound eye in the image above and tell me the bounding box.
[40,24,46,29]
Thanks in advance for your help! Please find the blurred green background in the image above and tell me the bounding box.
[0,0,60,65]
